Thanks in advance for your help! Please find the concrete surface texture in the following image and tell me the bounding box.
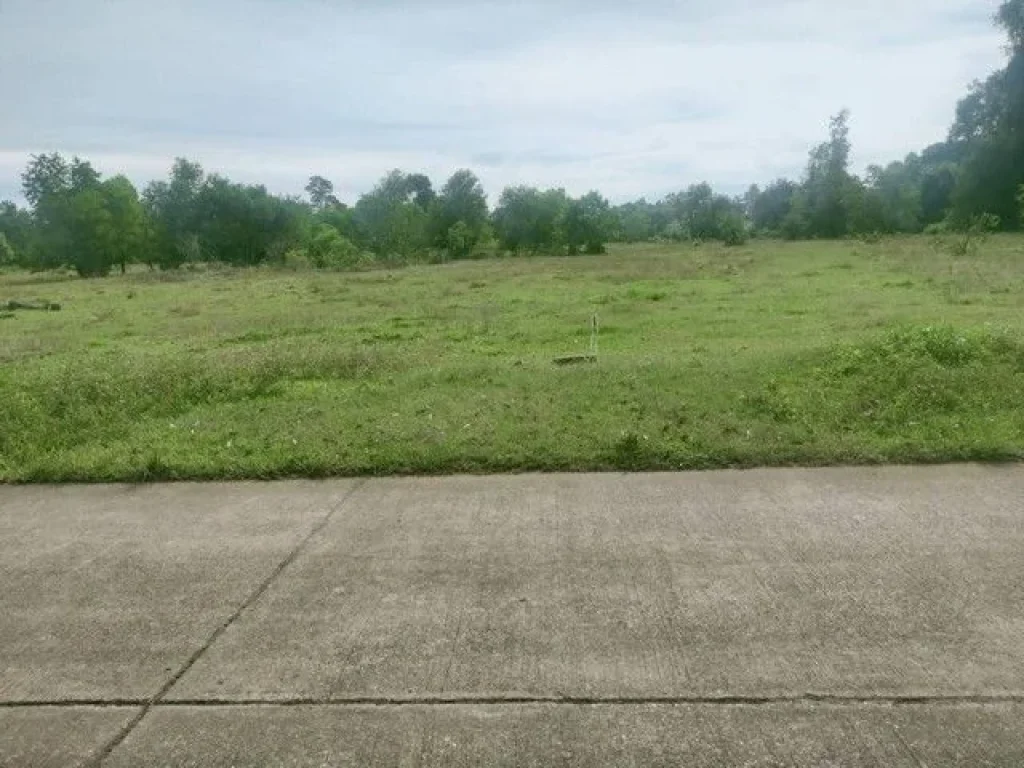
[0,466,1022,766]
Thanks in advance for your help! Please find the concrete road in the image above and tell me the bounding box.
[1,466,1022,766]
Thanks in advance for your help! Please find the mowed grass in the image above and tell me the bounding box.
[2,236,1024,482]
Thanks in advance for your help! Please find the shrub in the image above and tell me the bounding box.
[779,208,808,240]
[719,213,748,246]
[932,213,1000,260]
[308,225,363,269]
[446,221,474,260]
[664,220,690,242]
[0,233,14,267]
[281,248,314,271]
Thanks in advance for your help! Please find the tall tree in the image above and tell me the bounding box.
[143,158,205,268]
[101,176,147,274]
[611,200,655,242]
[192,176,307,265]
[70,157,101,194]
[353,170,432,258]
[565,191,612,254]
[21,153,74,269]
[950,1,1024,228]
[433,169,488,256]
[998,0,1024,50]
[664,183,746,242]
[305,175,337,211]
[802,110,854,237]
[21,153,70,208]
[750,179,798,233]
[492,186,568,253]
[55,176,147,277]
[405,173,436,210]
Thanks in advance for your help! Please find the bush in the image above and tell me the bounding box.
[446,221,475,260]
[308,225,363,269]
[719,213,748,246]
[780,209,808,240]
[281,248,314,271]
[664,220,690,242]
[0,233,14,267]
[932,213,1000,260]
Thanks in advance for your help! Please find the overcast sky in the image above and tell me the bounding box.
[0,0,1007,205]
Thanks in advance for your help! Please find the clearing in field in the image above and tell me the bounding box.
[1,236,1022,482]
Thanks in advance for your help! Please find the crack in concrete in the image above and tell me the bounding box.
[83,479,368,768]
[892,723,931,768]
[6,693,1023,710]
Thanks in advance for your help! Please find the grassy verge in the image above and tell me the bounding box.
[2,236,1023,482]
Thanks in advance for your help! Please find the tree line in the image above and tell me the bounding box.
[2,0,1023,276]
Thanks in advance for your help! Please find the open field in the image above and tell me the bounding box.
[1,236,1023,482]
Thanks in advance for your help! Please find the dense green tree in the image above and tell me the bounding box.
[779,190,811,240]
[999,0,1024,51]
[405,173,436,211]
[307,223,361,268]
[305,175,338,211]
[860,161,922,233]
[315,203,358,243]
[444,220,475,259]
[953,128,1024,230]
[66,188,115,276]
[143,158,205,268]
[919,165,957,225]
[492,186,568,253]
[70,158,101,194]
[353,170,433,258]
[665,183,746,242]
[0,201,34,264]
[99,176,146,274]
[39,175,148,277]
[611,200,655,242]
[565,191,612,254]
[0,233,14,266]
[21,153,71,209]
[802,110,854,237]
[195,176,306,265]
[950,73,1008,144]
[432,169,488,256]
[948,1,1024,228]
[20,153,75,269]
[750,179,798,234]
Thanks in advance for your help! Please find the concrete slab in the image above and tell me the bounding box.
[168,467,1024,700]
[0,707,139,768]
[0,481,356,701]
[102,703,1024,767]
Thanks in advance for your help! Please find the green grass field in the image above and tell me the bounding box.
[2,236,1023,482]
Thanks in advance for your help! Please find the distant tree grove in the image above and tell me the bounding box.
[2,1,1023,276]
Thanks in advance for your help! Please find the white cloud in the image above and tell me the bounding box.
[0,0,1008,204]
